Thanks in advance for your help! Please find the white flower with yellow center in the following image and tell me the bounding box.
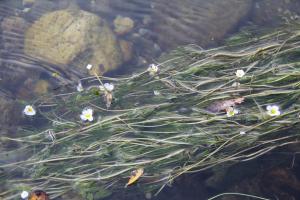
[235,69,245,78]
[147,64,159,75]
[21,190,29,199]
[266,105,280,117]
[226,107,239,117]
[104,83,114,92]
[80,108,94,122]
[23,105,36,116]
[86,64,93,70]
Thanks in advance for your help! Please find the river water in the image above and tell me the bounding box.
[1,0,300,200]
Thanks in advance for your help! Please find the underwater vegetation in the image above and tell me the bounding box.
[1,21,300,200]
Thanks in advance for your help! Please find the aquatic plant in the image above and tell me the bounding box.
[1,21,300,199]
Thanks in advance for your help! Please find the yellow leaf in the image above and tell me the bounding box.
[125,168,144,187]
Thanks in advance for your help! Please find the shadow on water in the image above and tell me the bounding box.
[1,0,300,200]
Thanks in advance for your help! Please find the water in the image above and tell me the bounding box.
[1,0,300,199]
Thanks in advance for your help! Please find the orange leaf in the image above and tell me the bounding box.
[29,190,49,200]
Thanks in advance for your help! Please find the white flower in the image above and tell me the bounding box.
[86,64,93,70]
[76,81,84,92]
[21,191,29,199]
[23,105,36,116]
[147,64,158,75]
[104,83,114,92]
[235,69,245,78]
[80,108,94,122]
[153,90,160,96]
[232,82,241,87]
[266,105,281,116]
[240,131,246,135]
[226,107,239,117]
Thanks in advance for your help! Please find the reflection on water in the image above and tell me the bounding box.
[1,0,300,199]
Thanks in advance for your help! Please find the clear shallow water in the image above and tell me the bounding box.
[1,0,300,200]
[0,0,299,94]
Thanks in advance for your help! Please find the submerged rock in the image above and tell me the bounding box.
[24,9,124,75]
[33,79,50,95]
[119,39,133,62]
[1,16,28,51]
[0,95,22,129]
[113,15,135,35]
[252,0,300,26]
[152,0,253,49]
[216,167,300,200]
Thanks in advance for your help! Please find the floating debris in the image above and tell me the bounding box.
[28,190,50,200]
[125,168,144,187]
[104,92,113,108]
[206,97,244,113]
[99,83,115,108]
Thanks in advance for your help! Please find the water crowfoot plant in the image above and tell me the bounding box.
[1,21,300,199]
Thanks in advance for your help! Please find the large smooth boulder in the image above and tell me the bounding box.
[24,9,124,75]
